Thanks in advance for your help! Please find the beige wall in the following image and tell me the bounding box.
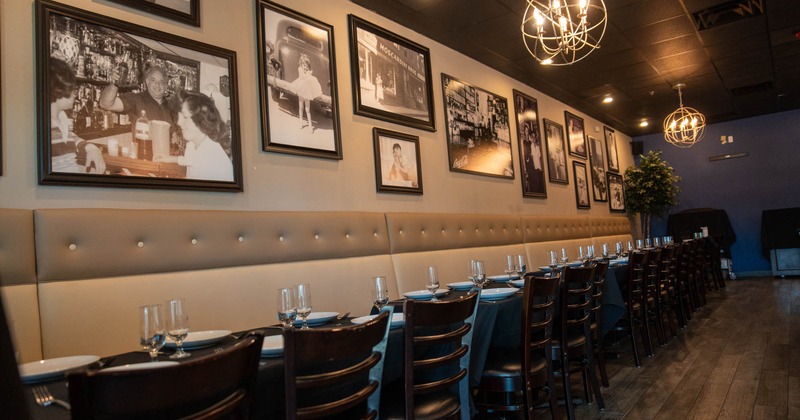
[0,0,632,214]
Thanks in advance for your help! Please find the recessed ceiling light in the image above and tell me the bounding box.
[640,121,649,127]
[602,96,613,103]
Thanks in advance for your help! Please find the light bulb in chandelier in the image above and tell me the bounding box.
[522,0,607,66]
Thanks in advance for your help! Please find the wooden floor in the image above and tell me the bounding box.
[554,277,800,420]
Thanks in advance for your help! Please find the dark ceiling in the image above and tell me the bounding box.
[350,0,800,137]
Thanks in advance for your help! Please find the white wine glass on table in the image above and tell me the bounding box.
[140,304,166,362]
[166,298,191,359]
[295,284,312,330]
[548,251,558,276]
[473,260,487,288]
[560,248,569,265]
[277,287,297,327]
[372,276,390,310]
[426,266,440,301]
[516,254,527,278]
[505,255,516,279]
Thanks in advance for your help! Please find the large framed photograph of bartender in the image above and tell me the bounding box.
[257,1,342,160]
[348,15,435,132]
[36,0,242,191]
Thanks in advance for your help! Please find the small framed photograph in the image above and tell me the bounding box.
[543,119,568,184]
[372,128,422,194]
[37,0,242,191]
[573,161,591,209]
[513,90,547,198]
[257,1,342,160]
[564,111,587,159]
[605,126,620,173]
[607,172,625,212]
[442,73,513,179]
[348,15,435,132]
[588,135,608,202]
[106,0,200,27]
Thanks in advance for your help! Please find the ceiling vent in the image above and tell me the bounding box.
[730,81,773,96]
[693,0,765,31]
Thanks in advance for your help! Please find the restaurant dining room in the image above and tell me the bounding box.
[1,0,799,419]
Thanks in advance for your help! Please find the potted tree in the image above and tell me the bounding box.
[624,150,681,238]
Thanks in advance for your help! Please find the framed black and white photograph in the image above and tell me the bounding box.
[543,118,568,184]
[605,125,620,173]
[372,128,422,195]
[106,0,200,27]
[348,15,435,132]
[257,1,342,160]
[442,73,513,179]
[573,161,591,209]
[37,0,242,191]
[607,172,625,212]
[564,111,587,159]
[513,90,546,198]
[588,135,607,202]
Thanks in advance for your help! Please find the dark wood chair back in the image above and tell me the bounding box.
[521,274,560,417]
[0,292,29,419]
[559,266,595,338]
[284,309,392,420]
[625,250,651,307]
[590,261,609,324]
[68,331,264,420]
[402,291,480,419]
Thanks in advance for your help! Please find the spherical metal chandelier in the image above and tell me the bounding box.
[521,0,607,66]
[663,83,706,148]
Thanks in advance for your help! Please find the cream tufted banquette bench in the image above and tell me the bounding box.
[0,208,632,363]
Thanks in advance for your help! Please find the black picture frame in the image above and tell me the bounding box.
[607,172,625,212]
[573,161,591,209]
[257,1,342,160]
[106,0,200,27]
[37,0,242,191]
[543,118,568,184]
[513,90,547,198]
[372,128,423,195]
[605,125,620,173]
[588,135,608,202]
[564,111,587,159]
[348,15,435,132]
[0,7,3,177]
[442,73,513,179]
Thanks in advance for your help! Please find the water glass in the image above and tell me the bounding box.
[645,238,652,248]
[166,298,191,359]
[426,266,440,301]
[635,239,644,250]
[653,237,661,248]
[627,241,634,252]
[615,242,623,256]
[587,245,596,260]
[560,248,569,264]
[547,250,558,273]
[505,255,516,278]
[372,276,390,310]
[277,287,297,327]
[471,260,486,288]
[578,246,586,261]
[516,255,527,276]
[602,243,609,258]
[140,304,166,362]
[295,284,312,330]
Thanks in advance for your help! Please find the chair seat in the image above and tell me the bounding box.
[551,332,586,350]
[381,380,460,420]
[482,351,547,378]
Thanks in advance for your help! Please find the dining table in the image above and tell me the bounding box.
[21,267,628,419]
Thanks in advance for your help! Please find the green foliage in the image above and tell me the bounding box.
[623,151,681,237]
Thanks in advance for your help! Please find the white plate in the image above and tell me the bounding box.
[165,330,231,350]
[447,281,475,291]
[567,261,584,267]
[103,361,179,372]
[261,335,284,358]
[19,355,100,383]
[487,274,520,282]
[479,288,518,301]
[403,289,448,300]
[510,279,525,288]
[538,266,553,273]
[351,313,404,329]
[293,311,339,327]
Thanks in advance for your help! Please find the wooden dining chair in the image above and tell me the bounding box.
[67,330,264,419]
[589,260,610,388]
[612,250,653,367]
[283,308,392,420]
[473,274,560,419]
[551,265,604,420]
[381,291,480,420]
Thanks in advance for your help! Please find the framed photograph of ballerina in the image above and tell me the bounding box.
[348,15,435,132]
[257,1,342,160]
[106,0,200,27]
[36,0,243,192]
[372,128,423,195]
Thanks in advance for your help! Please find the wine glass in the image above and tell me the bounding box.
[504,255,516,279]
[615,241,623,256]
[560,248,569,265]
[547,250,558,276]
[372,276,390,310]
[635,239,644,250]
[653,237,661,248]
[472,260,487,288]
[166,298,191,359]
[602,243,609,258]
[578,246,586,261]
[277,287,297,327]
[295,284,312,330]
[587,245,596,260]
[140,304,166,362]
[627,241,634,253]
[516,254,527,278]
[426,266,440,301]
[645,237,652,248]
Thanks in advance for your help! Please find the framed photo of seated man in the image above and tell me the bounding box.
[372,128,423,195]
[37,0,242,192]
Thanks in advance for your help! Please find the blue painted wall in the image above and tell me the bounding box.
[633,109,800,275]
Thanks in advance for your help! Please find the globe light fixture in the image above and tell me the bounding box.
[663,83,706,148]
[522,0,608,66]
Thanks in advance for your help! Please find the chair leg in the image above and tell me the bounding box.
[594,344,609,387]
[584,351,605,409]
[639,308,655,357]
[560,352,576,420]
[627,314,642,367]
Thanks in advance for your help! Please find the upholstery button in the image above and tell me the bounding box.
[137,241,144,248]
[68,244,77,251]
[421,230,425,234]
[191,238,198,245]
[399,230,403,234]
[279,236,284,242]
[238,236,244,242]
[346,234,350,239]
[315,234,319,240]
[374,232,378,237]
